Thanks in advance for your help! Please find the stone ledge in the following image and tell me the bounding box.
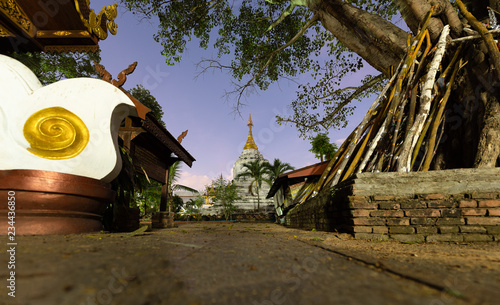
[284,168,500,242]
[390,234,425,243]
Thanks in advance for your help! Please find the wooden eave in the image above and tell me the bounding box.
[0,0,116,53]
[141,114,195,168]
[266,161,330,199]
[119,114,195,184]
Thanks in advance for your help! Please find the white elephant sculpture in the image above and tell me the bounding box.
[0,54,137,182]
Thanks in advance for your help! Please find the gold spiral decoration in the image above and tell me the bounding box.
[23,107,89,160]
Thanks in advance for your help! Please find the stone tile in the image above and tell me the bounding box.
[463,234,494,242]
[466,217,500,225]
[426,234,464,242]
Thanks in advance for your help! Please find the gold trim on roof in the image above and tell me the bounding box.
[243,113,258,150]
[51,30,71,36]
[36,30,91,38]
[0,0,36,37]
[0,23,13,37]
[44,44,99,53]
[74,0,118,40]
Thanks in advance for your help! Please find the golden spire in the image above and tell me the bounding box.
[243,113,258,150]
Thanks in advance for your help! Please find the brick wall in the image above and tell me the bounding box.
[284,168,500,242]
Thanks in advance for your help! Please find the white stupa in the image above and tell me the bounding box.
[232,114,274,212]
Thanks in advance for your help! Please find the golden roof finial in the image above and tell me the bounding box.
[243,113,258,150]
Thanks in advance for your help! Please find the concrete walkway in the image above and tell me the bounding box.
[1,222,499,305]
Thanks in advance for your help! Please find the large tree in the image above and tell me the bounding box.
[122,0,500,170]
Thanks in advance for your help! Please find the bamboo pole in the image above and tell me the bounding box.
[410,45,463,170]
[305,8,450,197]
[327,67,401,187]
[421,59,462,170]
[351,21,432,175]
[410,30,432,89]
[411,102,439,170]
[327,8,436,183]
[397,25,450,172]
[359,25,430,173]
[342,122,376,179]
[451,29,500,43]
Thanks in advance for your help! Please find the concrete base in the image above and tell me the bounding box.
[152,212,175,228]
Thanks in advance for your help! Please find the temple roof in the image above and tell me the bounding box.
[266,161,330,198]
[96,60,195,184]
[243,113,258,150]
[0,0,117,53]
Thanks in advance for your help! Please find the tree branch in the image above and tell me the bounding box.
[277,73,385,131]
[197,12,320,110]
[315,0,407,75]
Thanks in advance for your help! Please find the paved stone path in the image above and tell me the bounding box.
[1,222,499,305]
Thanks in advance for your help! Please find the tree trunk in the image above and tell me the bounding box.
[393,0,462,39]
[474,85,500,167]
[455,33,500,169]
[307,0,500,170]
[311,0,408,76]
[256,184,260,211]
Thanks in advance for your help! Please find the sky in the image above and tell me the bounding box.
[99,2,376,191]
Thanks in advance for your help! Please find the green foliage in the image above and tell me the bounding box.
[218,0,318,91]
[209,176,240,220]
[166,161,198,210]
[184,195,204,214]
[344,0,398,19]
[236,159,269,190]
[311,236,323,242]
[309,133,338,162]
[135,161,197,217]
[172,194,184,213]
[135,177,162,218]
[7,51,101,85]
[262,158,294,185]
[128,84,166,125]
[122,0,233,65]
[121,0,399,134]
[168,161,198,194]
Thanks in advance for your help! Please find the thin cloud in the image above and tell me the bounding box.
[177,172,212,191]
[335,138,346,145]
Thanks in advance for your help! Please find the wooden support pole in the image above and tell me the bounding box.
[160,168,169,212]
[456,0,500,79]
[397,25,450,172]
